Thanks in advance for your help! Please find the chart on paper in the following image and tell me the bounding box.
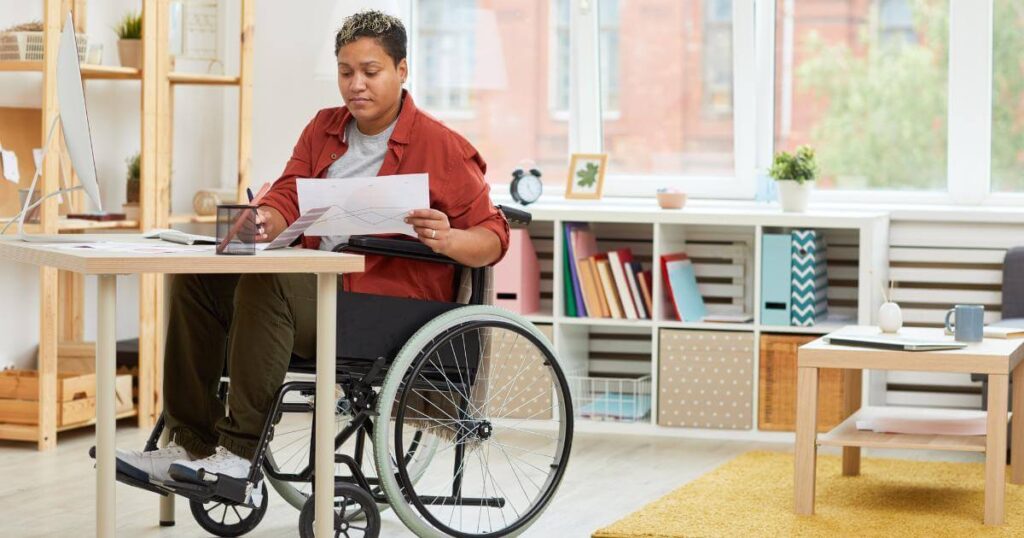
[296,174,428,237]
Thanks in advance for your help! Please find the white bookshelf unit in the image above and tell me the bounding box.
[502,197,890,442]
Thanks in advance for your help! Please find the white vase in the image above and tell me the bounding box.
[777,180,811,212]
[878,302,903,333]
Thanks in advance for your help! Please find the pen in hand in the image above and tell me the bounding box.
[247,187,265,238]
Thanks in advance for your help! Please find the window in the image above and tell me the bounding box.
[601,0,735,178]
[703,0,733,116]
[774,0,949,191]
[879,0,916,46]
[411,1,568,186]
[414,0,476,114]
[552,0,619,116]
[991,0,1024,193]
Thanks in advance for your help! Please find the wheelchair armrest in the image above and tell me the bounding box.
[334,236,460,265]
[496,204,531,226]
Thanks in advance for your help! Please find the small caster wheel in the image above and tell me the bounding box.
[189,482,268,537]
[299,483,380,538]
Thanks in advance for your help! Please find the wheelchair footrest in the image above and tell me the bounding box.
[88,445,255,507]
[162,474,253,506]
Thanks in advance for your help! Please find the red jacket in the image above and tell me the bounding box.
[260,92,509,302]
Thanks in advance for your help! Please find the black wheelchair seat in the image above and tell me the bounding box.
[288,290,464,367]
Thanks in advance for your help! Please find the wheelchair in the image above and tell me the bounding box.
[104,206,574,538]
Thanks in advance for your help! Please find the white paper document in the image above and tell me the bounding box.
[296,174,428,237]
[257,206,330,250]
[53,241,208,254]
[1,149,19,183]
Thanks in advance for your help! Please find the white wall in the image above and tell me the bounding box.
[250,0,343,186]
[0,0,225,368]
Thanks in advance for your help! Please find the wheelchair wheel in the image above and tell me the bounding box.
[298,483,381,538]
[188,482,268,537]
[264,381,440,515]
[374,306,573,538]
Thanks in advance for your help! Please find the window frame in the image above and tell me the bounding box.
[404,0,1012,207]
[571,0,757,199]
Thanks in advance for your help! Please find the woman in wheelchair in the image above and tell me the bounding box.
[112,10,573,538]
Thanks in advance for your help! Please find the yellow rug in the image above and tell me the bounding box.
[593,451,1024,537]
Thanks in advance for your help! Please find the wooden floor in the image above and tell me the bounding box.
[0,423,983,537]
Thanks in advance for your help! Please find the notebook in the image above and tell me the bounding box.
[825,334,967,352]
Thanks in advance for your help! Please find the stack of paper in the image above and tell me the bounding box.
[854,406,989,436]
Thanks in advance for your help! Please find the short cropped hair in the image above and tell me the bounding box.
[334,10,407,66]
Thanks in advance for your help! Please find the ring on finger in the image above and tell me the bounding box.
[430,229,437,239]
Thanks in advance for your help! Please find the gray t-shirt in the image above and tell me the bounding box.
[318,117,398,252]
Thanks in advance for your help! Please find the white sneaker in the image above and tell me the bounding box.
[116,442,194,484]
[169,446,263,506]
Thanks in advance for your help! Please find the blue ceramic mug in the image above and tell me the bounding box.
[944,304,984,343]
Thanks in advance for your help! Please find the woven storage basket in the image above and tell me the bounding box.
[0,31,89,61]
[758,333,852,432]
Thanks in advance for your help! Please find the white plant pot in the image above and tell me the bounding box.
[777,180,811,212]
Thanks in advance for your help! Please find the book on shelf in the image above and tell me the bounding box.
[586,257,611,317]
[661,252,706,322]
[561,231,576,317]
[595,256,624,319]
[564,223,587,317]
[572,225,603,317]
[608,248,639,320]
[637,269,654,317]
[624,261,648,319]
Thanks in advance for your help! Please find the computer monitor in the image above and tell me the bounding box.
[56,11,103,213]
[2,13,106,239]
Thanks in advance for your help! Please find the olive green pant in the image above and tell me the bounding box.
[163,273,319,459]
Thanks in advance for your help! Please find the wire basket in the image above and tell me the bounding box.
[0,31,91,62]
[566,373,652,423]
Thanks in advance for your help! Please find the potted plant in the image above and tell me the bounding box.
[124,152,140,220]
[115,11,142,69]
[768,145,818,212]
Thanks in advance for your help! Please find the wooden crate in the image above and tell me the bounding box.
[758,333,853,432]
[0,370,133,426]
[58,340,96,374]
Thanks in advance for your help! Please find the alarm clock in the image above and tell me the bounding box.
[510,167,543,205]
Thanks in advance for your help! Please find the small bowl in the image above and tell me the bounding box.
[657,191,687,209]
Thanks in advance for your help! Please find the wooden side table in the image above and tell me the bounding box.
[793,326,1024,526]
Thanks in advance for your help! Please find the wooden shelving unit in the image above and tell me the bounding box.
[0,0,253,449]
[0,60,141,80]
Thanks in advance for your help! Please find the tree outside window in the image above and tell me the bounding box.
[776,0,949,191]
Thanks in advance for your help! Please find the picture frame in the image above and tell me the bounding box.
[565,153,608,200]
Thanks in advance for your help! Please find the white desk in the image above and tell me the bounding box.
[0,235,363,537]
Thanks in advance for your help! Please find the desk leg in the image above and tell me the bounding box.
[315,273,337,538]
[794,366,818,516]
[96,274,117,537]
[985,374,1008,526]
[1012,365,1024,484]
